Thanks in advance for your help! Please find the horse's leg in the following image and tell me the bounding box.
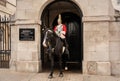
[64,63,68,70]
[59,55,63,77]
[63,54,68,70]
[48,54,54,79]
[62,54,67,70]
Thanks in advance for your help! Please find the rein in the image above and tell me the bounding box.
[43,29,54,53]
[42,28,64,54]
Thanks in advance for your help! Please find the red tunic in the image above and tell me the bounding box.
[54,24,67,35]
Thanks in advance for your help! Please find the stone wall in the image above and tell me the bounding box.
[83,20,111,75]
[0,0,16,16]
[110,22,120,75]
[10,22,41,72]
[10,0,120,75]
[82,0,114,76]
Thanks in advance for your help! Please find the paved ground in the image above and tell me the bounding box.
[1,69,120,81]
[0,69,83,81]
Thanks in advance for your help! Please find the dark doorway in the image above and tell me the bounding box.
[52,12,83,63]
[41,1,83,72]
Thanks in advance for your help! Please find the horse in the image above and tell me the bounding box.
[42,27,67,79]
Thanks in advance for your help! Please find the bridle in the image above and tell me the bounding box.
[42,29,55,54]
[42,29,53,47]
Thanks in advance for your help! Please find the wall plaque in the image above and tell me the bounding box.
[19,28,35,41]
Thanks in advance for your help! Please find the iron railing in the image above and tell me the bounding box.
[0,15,11,68]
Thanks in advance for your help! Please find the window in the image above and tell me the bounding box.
[0,0,6,6]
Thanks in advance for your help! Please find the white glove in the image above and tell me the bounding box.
[60,34,65,39]
[61,31,66,35]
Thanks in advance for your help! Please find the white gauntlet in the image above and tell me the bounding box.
[61,31,65,35]
[60,34,65,39]
[60,31,66,39]
[55,31,60,36]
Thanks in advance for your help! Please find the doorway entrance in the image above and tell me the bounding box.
[41,0,83,72]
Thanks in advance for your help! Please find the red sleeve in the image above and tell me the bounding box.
[63,24,67,33]
[54,26,56,31]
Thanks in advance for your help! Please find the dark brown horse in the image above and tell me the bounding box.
[42,28,66,79]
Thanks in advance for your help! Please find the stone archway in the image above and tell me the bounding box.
[41,0,83,72]
[11,0,113,75]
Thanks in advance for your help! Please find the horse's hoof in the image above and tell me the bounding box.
[48,75,53,79]
[59,73,63,77]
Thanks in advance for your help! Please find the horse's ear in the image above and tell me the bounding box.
[42,28,44,31]
[42,25,47,33]
[41,28,45,34]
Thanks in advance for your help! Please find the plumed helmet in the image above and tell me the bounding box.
[57,14,62,24]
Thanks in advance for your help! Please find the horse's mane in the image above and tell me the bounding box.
[43,27,63,53]
[43,27,59,38]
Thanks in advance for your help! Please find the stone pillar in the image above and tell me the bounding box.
[82,16,111,76]
[0,31,2,50]
[10,20,42,72]
[110,21,120,75]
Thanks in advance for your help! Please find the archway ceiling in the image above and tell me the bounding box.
[48,1,76,10]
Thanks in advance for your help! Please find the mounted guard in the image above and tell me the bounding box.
[54,14,69,56]
[42,14,69,79]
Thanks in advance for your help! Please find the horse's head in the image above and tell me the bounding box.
[42,28,54,47]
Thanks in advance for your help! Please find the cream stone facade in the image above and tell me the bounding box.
[0,0,16,16]
[8,0,120,80]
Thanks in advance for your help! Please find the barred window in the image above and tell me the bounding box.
[0,0,6,6]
